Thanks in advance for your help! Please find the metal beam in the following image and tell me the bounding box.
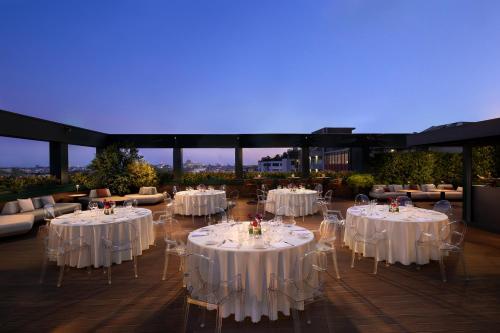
[235,148,243,179]
[49,142,69,184]
[0,109,107,147]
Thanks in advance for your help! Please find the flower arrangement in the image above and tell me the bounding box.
[247,213,263,236]
[388,197,399,213]
[103,199,115,215]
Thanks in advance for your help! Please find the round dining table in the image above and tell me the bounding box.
[49,207,154,268]
[174,189,227,216]
[187,222,316,322]
[265,189,318,216]
[344,205,449,265]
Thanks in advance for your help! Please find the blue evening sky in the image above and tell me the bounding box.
[1,0,499,166]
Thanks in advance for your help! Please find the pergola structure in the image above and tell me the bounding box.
[1,109,500,227]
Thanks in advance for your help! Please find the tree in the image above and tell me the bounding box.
[87,144,157,194]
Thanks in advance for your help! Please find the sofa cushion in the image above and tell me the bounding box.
[421,184,436,192]
[1,201,20,215]
[437,184,454,190]
[41,195,56,206]
[17,198,35,213]
[392,184,403,192]
[456,186,463,192]
[139,187,157,195]
[410,184,420,190]
[32,197,43,209]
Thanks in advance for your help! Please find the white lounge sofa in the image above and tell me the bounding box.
[0,195,81,237]
[369,184,463,201]
[124,187,164,205]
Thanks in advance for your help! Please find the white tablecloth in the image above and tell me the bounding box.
[174,190,227,216]
[344,205,448,265]
[187,222,316,322]
[265,189,318,216]
[49,208,154,268]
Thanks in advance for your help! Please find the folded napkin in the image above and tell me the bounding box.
[271,241,292,248]
[190,231,209,237]
[219,242,239,249]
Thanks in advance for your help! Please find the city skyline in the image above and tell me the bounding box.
[2,1,500,166]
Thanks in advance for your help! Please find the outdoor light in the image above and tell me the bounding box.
[76,184,80,192]
[390,149,395,153]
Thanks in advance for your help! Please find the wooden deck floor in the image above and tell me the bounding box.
[1,199,499,332]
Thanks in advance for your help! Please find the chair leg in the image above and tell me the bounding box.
[415,243,421,270]
[373,244,379,274]
[200,307,206,328]
[305,307,312,325]
[108,264,112,285]
[133,255,138,279]
[351,247,356,268]
[57,264,65,287]
[39,254,49,284]
[217,306,222,333]
[162,252,170,281]
[182,300,190,333]
[439,254,447,282]
[291,308,301,333]
[332,249,341,279]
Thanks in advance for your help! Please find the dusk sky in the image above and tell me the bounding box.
[1,0,500,167]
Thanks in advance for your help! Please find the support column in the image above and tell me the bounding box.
[301,146,310,178]
[235,147,243,179]
[173,147,183,181]
[463,144,472,223]
[50,141,69,184]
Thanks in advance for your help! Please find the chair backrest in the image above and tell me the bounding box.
[220,184,226,191]
[290,250,328,286]
[256,189,267,201]
[191,195,208,209]
[323,190,333,203]
[397,196,413,206]
[43,205,56,221]
[211,207,228,224]
[103,221,139,252]
[354,194,369,206]
[123,199,136,208]
[184,253,217,292]
[314,183,323,194]
[318,218,338,244]
[440,220,467,248]
[197,184,206,191]
[434,200,453,217]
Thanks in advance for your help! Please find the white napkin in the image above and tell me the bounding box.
[190,231,209,237]
[271,241,292,248]
[220,242,239,249]
[293,230,311,237]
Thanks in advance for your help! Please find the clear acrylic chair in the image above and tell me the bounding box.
[397,196,413,207]
[354,194,369,206]
[268,250,327,329]
[153,202,175,245]
[191,196,209,225]
[39,225,91,287]
[226,190,239,220]
[209,207,228,225]
[416,220,468,282]
[162,217,188,280]
[256,189,273,215]
[183,253,244,333]
[349,221,388,274]
[318,189,333,208]
[314,183,323,197]
[274,206,296,226]
[316,201,345,246]
[433,200,453,219]
[312,218,341,279]
[102,221,140,285]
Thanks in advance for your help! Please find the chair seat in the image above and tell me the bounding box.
[275,280,323,303]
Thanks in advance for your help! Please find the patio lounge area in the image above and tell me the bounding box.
[1,199,500,332]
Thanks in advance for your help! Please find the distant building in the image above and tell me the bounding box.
[258,148,301,172]
[309,127,356,172]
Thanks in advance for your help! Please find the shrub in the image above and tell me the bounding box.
[346,174,375,194]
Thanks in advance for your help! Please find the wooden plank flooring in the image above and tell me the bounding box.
[1,199,499,332]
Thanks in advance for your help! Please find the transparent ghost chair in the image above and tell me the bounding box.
[162,217,188,280]
[318,189,333,208]
[314,183,323,197]
[349,221,388,274]
[191,195,209,225]
[275,206,296,226]
[39,224,91,287]
[268,250,327,329]
[123,199,135,208]
[316,201,345,246]
[433,200,453,219]
[183,253,244,333]
[312,218,341,279]
[163,191,173,204]
[210,207,228,225]
[354,194,369,206]
[226,190,239,220]
[416,220,468,282]
[397,196,413,207]
[102,221,140,285]
[153,202,175,245]
[220,184,226,191]
[256,189,273,215]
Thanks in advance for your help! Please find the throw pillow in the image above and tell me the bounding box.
[41,195,56,206]
[17,198,35,213]
[96,188,110,197]
[410,184,420,190]
[1,201,20,215]
[32,197,43,209]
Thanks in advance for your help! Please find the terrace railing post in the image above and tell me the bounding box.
[173,147,183,181]
[49,141,69,184]
[235,147,243,179]
[301,145,310,178]
[463,144,472,223]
